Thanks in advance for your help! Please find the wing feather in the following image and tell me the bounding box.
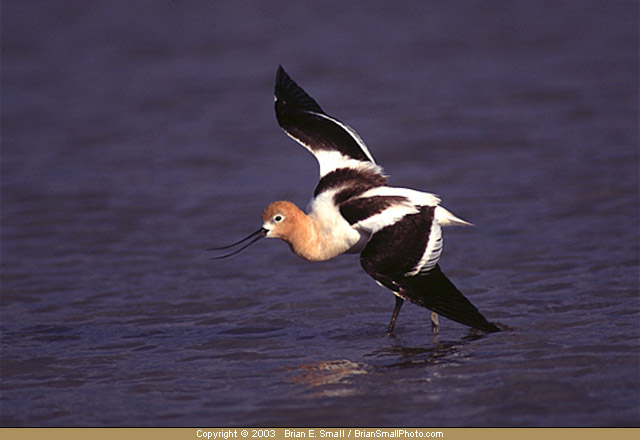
[275,66,379,177]
[359,206,498,332]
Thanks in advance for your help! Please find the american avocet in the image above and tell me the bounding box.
[211,66,500,335]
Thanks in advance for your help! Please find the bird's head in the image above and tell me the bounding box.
[208,200,305,259]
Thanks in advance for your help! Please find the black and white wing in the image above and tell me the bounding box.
[275,66,380,178]
[357,205,499,332]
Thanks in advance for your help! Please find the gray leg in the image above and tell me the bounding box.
[430,311,440,333]
[387,296,404,335]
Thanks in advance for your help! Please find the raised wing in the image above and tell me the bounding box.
[275,66,378,177]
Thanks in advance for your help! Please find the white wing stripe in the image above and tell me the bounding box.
[313,151,384,177]
[405,221,443,276]
[352,203,419,234]
[308,111,376,163]
[359,186,441,207]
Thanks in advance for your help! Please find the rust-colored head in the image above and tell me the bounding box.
[262,200,325,261]
[209,201,311,260]
[261,201,305,240]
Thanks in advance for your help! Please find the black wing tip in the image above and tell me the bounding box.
[274,64,294,98]
[275,65,288,88]
[434,305,501,333]
[274,65,324,115]
[475,320,502,333]
[400,265,502,333]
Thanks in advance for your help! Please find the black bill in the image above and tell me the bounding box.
[207,228,267,259]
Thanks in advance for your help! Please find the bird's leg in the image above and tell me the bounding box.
[387,296,404,335]
[430,311,440,333]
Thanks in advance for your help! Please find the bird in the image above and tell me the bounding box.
[210,65,500,335]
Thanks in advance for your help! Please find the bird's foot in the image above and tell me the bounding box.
[430,311,440,334]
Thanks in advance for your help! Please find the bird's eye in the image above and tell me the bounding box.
[274,214,284,222]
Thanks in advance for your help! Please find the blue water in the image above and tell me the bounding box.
[2,0,638,427]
